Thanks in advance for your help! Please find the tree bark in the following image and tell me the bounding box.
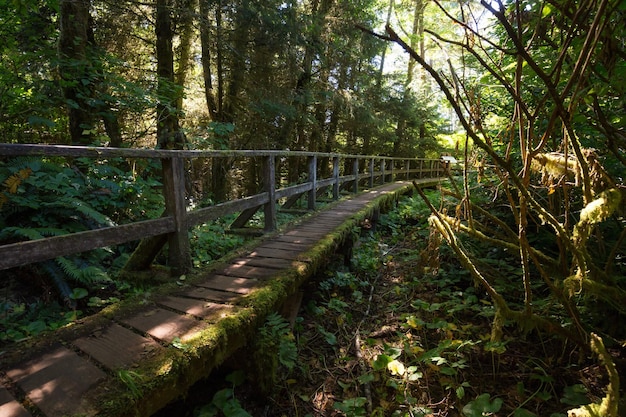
[58,0,95,145]
[156,0,184,150]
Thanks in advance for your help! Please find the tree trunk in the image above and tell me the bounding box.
[156,0,184,150]
[123,0,186,274]
[200,0,218,119]
[58,0,95,145]
[175,0,198,112]
[393,0,424,156]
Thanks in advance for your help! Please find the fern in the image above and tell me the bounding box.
[260,312,298,371]
[0,226,68,241]
[42,197,115,228]
[39,260,75,307]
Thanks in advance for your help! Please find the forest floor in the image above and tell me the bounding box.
[155,197,614,417]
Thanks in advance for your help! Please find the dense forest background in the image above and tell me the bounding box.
[1,0,626,415]
[1,0,447,156]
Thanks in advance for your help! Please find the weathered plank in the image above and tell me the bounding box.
[157,296,235,320]
[0,217,175,271]
[6,347,106,417]
[73,323,162,370]
[121,308,207,343]
[0,388,32,417]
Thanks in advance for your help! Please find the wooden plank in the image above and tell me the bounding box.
[219,263,279,279]
[276,182,312,202]
[195,275,258,294]
[73,323,162,370]
[6,347,106,417]
[263,155,277,232]
[230,257,308,270]
[0,217,175,271]
[121,308,206,343]
[157,296,234,321]
[186,193,269,228]
[0,388,32,417]
[0,143,340,160]
[308,155,317,210]
[176,286,240,302]
[162,157,192,274]
[249,246,307,261]
[260,241,312,251]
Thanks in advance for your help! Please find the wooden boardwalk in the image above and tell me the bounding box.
[0,179,439,417]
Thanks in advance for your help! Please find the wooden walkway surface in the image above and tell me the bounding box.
[0,179,439,417]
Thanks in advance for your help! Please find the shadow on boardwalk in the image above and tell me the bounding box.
[0,179,441,417]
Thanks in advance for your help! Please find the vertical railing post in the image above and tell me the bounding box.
[308,155,317,210]
[162,156,191,275]
[380,159,386,185]
[390,159,395,182]
[419,160,424,179]
[332,156,339,200]
[352,158,359,193]
[405,159,410,180]
[369,158,375,188]
[264,155,277,232]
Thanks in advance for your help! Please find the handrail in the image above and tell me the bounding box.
[0,144,446,274]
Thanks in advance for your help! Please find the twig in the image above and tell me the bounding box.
[354,332,372,414]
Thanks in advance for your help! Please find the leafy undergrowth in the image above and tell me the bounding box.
[157,193,613,417]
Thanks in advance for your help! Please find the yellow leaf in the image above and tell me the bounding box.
[4,175,21,194]
[387,360,405,376]
[18,168,32,179]
[411,345,425,355]
[406,315,422,329]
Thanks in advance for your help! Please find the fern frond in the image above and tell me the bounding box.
[56,257,109,285]
[0,157,44,173]
[0,227,68,242]
[42,197,115,227]
[55,257,84,283]
[39,260,75,308]
[78,265,110,284]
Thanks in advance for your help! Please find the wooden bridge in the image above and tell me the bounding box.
[0,144,447,417]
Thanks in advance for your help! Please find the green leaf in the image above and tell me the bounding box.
[70,287,88,300]
[24,320,47,335]
[372,354,392,371]
[560,384,589,406]
[541,4,553,17]
[514,408,537,417]
[358,373,374,384]
[27,115,56,127]
[225,370,246,386]
[462,393,503,417]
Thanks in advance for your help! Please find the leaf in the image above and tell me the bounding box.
[27,115,56,127]
[541,4,553,17]
[560,384,589,406]
[372,354,392,371]
[24,320,47,336]
[514,408,537,417]
[70,287,88,300]
[387,359,405,376]
[317,325,337,345]
[4,175,22,194]
[225,370,246,386]
[462,393,503,417]
[358,373,375,384]
[406,315,424,329]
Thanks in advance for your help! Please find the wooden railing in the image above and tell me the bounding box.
[0,144,446,274]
